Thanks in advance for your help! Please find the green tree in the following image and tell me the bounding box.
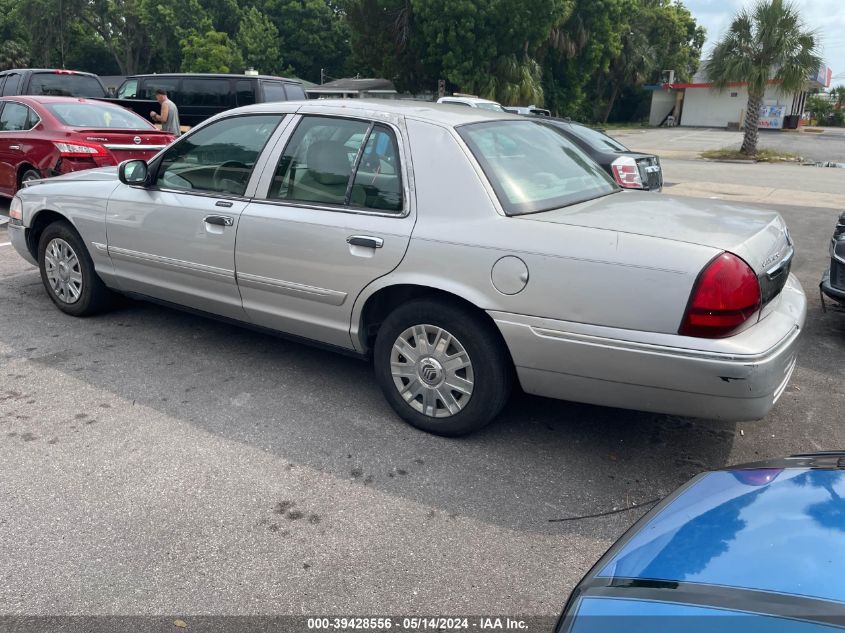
[412,0,569,104]
[541,0,628,118]
[344,0,427,92]
[181,30,244,73]
[704,0,820,155]
[139,0,214,72]
[262,0,350,82]
[76,0,151,74]
[807,94,832,123]
[237,7,286,75]
[599,0,704,122]
[0,40,30,70]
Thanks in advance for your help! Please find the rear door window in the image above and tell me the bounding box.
[284,83,306,100]
[269,116,404,213]
[261,81,286,102]
[2,73,21,96]
[181,78,231,107]
[28,72,106,97]
[141,78,180,101]
[236,80,256,106]
[0,102,34,131]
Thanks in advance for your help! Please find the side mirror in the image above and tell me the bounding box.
[118,159,149,186]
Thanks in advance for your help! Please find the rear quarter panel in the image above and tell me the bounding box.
[352,118,717,345]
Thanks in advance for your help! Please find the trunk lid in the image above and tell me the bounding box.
[73,129,173,161]
[518,191,793,276]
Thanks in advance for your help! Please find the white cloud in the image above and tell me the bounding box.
[685,0,845,84]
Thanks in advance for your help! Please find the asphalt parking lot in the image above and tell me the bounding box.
[612,125,845,163]
[1,196,843,620]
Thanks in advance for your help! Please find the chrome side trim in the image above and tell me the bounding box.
[104,144,167,151]
[527,322,802,363]
[91,241,108,254]
[107,246,233,280]
[237,272,347,306]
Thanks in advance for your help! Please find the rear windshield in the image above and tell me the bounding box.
[29,73,106,98]
[458,120,618,215]
[46,102,154,129]
[562,122,629,152]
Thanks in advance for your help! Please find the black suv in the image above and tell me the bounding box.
[109,73,307,127]
[0,69,107,98]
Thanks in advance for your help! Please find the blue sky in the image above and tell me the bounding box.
[686,0,845,86]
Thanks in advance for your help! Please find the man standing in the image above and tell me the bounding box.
[150,89,181,137]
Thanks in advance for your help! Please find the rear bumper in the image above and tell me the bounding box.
[491,273,806,422]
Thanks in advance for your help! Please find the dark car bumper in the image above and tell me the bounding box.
[821,268,845,304]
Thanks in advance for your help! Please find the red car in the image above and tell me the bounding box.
[0,95,174,197]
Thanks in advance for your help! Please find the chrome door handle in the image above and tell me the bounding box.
[204,215,234,227]
[8,145,20,150]
[347,235,384,248]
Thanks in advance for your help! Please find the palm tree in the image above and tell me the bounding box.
[703,0,820,156]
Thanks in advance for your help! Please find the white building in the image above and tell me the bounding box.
[648,66,832,129]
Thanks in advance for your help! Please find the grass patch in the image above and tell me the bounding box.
[599,122,649,130]
[700,147,800,162]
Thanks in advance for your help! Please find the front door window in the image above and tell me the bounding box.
[155,114,283,196]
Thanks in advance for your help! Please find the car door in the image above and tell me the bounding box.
[0,101,35,196]
[105,113,288,320]
[236,113,415,349]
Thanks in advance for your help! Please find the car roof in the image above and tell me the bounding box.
[124,73,301,83]
[0,68,100,77]
[592,455,845,605]
[235,98,521,127]
[439,96,501,106]
[0,95,119,106]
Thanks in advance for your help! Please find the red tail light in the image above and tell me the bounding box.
[53,141,108,158]
[611,156,644,189]
[679,252,761,338]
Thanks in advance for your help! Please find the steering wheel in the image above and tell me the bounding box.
[529,172,560,189]
[212,161,250,194]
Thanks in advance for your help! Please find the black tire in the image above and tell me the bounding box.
[37,221,112,316]
[374,297,512,436]
[19,168,41,187]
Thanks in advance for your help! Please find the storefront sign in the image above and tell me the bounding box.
[759,104,787,129]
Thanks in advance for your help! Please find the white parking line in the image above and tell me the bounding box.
[0,242,11,247]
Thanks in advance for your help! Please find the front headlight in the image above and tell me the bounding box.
[9,196,23,223]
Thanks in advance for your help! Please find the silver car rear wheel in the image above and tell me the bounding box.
[44,238,83,304]
[390,324,475,418]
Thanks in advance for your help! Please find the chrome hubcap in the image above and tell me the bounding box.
[22,172,39,182]
[390,324,474,418]
[44,238,82,304]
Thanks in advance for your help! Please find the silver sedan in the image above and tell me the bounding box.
[7,100,806,436]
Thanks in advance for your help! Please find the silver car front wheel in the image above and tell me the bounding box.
[44,238,83,304]
[38,221,113,317]
[390,324,475,418]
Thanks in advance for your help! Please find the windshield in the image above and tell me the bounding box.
[458,120,618,215]
[562,122,629,152]
[46,102,154,129]
[29,73,106,98]
[476,102,506,112]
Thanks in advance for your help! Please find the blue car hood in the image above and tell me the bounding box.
[597,465,845,604]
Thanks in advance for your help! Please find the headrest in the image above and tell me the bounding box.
[306,140,351,186]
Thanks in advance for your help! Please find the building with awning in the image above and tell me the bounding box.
[305,78,398,99]
[647,64,832,129]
